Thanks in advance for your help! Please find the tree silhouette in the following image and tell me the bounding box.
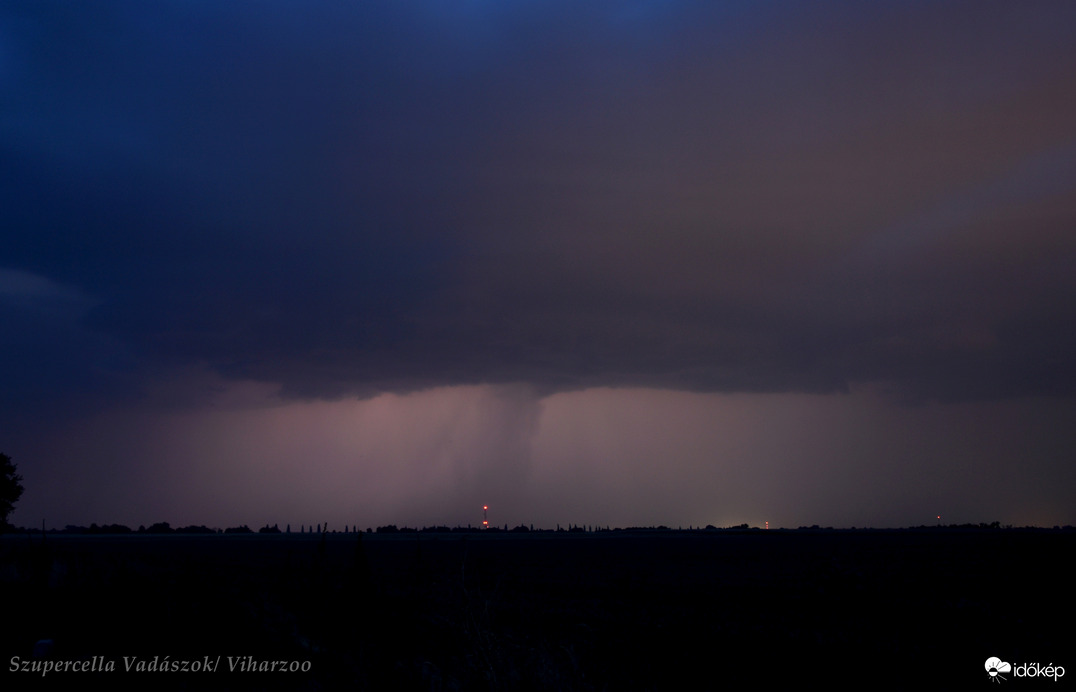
[0,452,24,528]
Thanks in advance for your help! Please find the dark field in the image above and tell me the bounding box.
[1,530,1072,690]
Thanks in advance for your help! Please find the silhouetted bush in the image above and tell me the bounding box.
[0,452,24,530]
[176,525,215,534]
[64,524,134,534]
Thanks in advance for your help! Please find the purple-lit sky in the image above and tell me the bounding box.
[2,2,1075,530]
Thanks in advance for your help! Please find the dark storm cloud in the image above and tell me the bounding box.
[3,0,1076,412]
[0,269,132,422]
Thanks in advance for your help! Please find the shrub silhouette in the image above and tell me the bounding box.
[0,452,24,529]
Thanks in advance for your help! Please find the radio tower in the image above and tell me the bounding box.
[482,505,489,529]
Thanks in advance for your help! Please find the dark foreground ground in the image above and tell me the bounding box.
[0,529,1072,690]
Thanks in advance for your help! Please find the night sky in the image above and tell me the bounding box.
[3,1,1075,530]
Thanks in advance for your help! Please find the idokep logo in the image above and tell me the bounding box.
[986,657,1066,683]
[986,658,1011,683]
